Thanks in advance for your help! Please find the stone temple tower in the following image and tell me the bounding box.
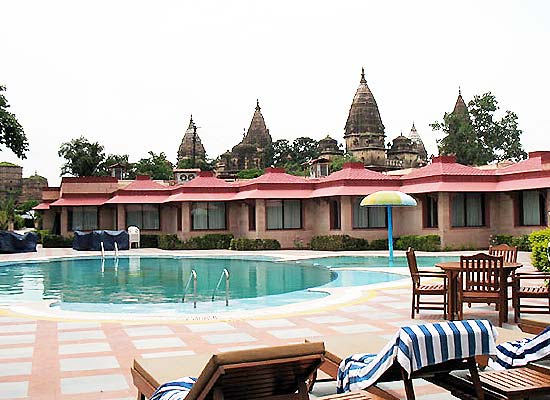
[344,68,386,169]
[177,115,206,165]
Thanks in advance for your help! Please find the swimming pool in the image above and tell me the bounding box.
[0,255,455,314]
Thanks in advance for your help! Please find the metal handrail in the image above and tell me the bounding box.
[114,242,119,258]
[182,269,197,309]
[100,242,105,259]
[212,268,230,306]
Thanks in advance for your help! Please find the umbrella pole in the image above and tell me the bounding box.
[387,205,393,262]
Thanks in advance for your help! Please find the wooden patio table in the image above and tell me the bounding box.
[435,261,522,321]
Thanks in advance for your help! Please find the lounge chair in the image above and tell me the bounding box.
[131,342,329,400]
[310,320,496,400]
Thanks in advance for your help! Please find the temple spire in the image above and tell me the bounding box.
[256,99,260,111]
[360,67,366,84]
[458,86,461,96]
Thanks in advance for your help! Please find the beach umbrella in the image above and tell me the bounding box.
[360,191,417,262]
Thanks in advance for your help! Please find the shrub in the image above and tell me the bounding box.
[158,234,184,250]
[369,238,389,250]
[35,230,50,244]
[140,234,159,248]
[42,234,73,248]
[229,238,281,251]
[310,235,368,251]
[183,234,233,250]
[491,234,531,251]
[395,235,441,252]
[529,228,550,272]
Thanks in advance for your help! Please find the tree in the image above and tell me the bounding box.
[177,157,214,171]
[58,136,105,176]
[291,137,320,165]
[97,153,136,178]
[329,153,359,172]
[0,85,29,159]
[270,139,292,167]
[236,168,264,179]
[134,151,173,180]
[432,92,527,165]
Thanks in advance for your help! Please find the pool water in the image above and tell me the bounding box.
[0,255,456,313]
[305,255,458,269]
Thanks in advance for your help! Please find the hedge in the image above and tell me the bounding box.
[42,234,73,248]
[140,234,159,248]
[158,234,234,250]
[491,234,531,252]
[229,238,281,251]
[395,235,441,252]
[528,228,550,272]
[310,235,368,251]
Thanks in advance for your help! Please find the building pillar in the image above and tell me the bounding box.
[255,199,266,236]
[438,193,450,247]
[340,196,353,231]
[181,202,191,237]
[60,207,68,237]
[117,204,126,230]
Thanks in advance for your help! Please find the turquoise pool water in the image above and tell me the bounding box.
[304,255,459,269]
[0,255,456,313]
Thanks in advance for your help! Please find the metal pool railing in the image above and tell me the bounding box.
[212,268,230,306]
[182,269,198,308]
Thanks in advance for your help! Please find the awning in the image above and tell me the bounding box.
[49,196,111,207]
[33,202,51,210]
[166,192,237,202]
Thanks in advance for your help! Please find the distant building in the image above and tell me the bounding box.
[317,135,344,161]
[217,100,273,177]
[0,162,48,203]
[177,115,206,166]
[344,68,428,170]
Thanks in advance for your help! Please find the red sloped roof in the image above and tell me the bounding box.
[495,156,543,175]
[309,184,400,198]
[33,202,51,210]
[401,156,495,180]
[321,162,398,182]
[401,180,499,193]
[105,194,169,204]
[241,168,309,185]
[50,195,111,206]
[167,192,237,202]
[121,176,169,190]
[233,189,313,200]
[181,172,235,188]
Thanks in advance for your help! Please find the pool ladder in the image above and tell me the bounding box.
[182,269,230,308]
[100,242,119,260]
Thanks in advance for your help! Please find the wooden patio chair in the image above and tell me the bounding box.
[406,247,447,318]
[131,342,326,400]
[513,271,550,322]
[458,253,506,327]
[488,244,518,263]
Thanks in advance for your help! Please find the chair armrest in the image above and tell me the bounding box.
[515,272,550,281]
[415,272,448,278]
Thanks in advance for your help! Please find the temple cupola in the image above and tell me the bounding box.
[177,115,206,165]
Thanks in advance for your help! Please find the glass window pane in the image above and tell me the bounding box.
[451,194,465,227]
[283,200,301,229]
[208,202,226,230]
[466,194,483,226]
[191,203,208,230]
[142,204,160,230]
[352,197,369,228]
[368,207,386,228]
[126,205,142,229]
[266,200,283,229]
[522,191,541,225]
[73,206,97,230]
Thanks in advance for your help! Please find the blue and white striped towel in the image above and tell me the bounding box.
[337,320,497,393]
[150,376,196,400]
[490,327,550,370]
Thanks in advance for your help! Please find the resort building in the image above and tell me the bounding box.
[35,151,550,248]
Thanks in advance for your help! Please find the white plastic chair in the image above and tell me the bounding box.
[128,226,140,249]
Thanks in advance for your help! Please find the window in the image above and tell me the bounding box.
[177,206,182,231]
[352,197,386,228]
[68,206,98,231]
[329,199,341,230]
[126,204,160,230]
[451,193,485,227]
[248,203,256,231]
[191,202,226,230]
[519,190,547,226]
[266,200,302,230]
[424,194,438,228]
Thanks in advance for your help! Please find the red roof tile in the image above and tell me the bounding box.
[50,195,111,206]
[181,172,235,188]
[242,168,309,185]
[321,162,398,182]
[401,156,495,180]
[121,177,169,191]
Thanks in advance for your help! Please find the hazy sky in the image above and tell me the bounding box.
[1,0,549,185]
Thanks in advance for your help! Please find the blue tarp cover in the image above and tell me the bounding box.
[0,231,38,253]
[72,230,129,251]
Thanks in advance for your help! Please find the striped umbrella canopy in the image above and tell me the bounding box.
[360,191,417,263]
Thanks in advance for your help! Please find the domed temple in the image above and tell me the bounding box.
[344,68,428,170]
[217,100,273,177]
[177,115,206,165]
[317,135,343,160]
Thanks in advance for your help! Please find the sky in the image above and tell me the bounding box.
[1,0,549,186]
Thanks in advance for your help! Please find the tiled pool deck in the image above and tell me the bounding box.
[0,248,540,400]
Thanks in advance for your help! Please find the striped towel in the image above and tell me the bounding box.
[150,377,197,400]
[337,320,497,393]
[490,327,550,370]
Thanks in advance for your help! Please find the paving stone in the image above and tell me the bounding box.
[60,355,120,371]
[0,381,28,399]
[61,374,129,394]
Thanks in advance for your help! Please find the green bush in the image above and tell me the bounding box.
[14,215,25,230]
[369,238,389,250]
[42,234,73,248]
[395,235,441,252]
[35,230,50,244]
[310,235,369,251]
[229,238,281,251]
[528,228,550,272]
[140,234,159,248]
[158,234,185,250]
[183,234,233,250]
[491,234,531,251]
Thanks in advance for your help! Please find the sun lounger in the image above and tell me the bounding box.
[519,314,550,335]
[131,342,326,400]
